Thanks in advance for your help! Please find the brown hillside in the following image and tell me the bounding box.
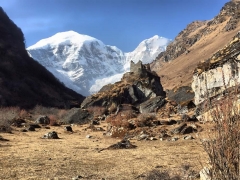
[0,7,85,108]
[152,0,240,90]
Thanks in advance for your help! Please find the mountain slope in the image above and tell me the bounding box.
[28,32,170,96]
[152,0,240,91]
[0,7,84,108]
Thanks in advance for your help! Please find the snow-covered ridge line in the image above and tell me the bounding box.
[27,31,170,96]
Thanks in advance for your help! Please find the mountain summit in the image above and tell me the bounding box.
[28,31,170,96]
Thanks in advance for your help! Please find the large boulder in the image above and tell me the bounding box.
[60,108,92,124]
[81,61,166,111]
[167,86,195,106]
[35,115,50,125]
[139,96,166,113]
[42,131,59,139]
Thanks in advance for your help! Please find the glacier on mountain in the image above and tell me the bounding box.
[27,31,170,96]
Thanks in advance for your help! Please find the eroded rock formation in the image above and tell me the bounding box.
[81,61,165,111]
[192,31,240,105]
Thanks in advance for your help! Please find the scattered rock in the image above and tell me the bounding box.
[42,131,59,139]
[72,175,83,180]
[91,119,100,125]
[181,126,197,134]
[171,137,179,141]
[181,114,190,121]
[86,135,92,139]
[28,125,35,131]
[160,120,169,125]
[184,135,194,140]
[29,124,41,128]
[0,135,9,141]
[107,139,137,149]
[150,137,157,141]
[0,125,8,133]
[60,108,92,124]
[11,118,26,127]
[168,119,177,125]
[199,167,211,180]
[64,126,73,132]
[139,96,166,113]
[167,86,195,107]
[35,115,50,125]
[171,123,187,134]
[138,134,149,140]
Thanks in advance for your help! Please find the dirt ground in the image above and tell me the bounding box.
[0,121,210,180]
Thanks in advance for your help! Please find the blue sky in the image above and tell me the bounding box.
[1,0,229,52]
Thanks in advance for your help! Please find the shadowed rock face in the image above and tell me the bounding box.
[0,7,84,108]
[192,31,240,105]
[81,61,165,110]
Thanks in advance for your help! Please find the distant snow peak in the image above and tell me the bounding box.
[126,35,170,64]
[27,31,170,96]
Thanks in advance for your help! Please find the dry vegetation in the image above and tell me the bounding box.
[0,105,213,180]
[0,121,207,180]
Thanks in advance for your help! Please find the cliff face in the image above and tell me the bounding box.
[81,61,165,111]
[151,0,240,91]
[192,31,240,106]
[0,7,84,108]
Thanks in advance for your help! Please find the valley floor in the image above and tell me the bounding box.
[0,122,209,180]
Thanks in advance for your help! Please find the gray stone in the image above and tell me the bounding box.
[138,134,149,140]
[72,175,83,180]
[199,167,211,180]
[181,126,197,134]
[64,126,73,132]
[86,135,92,139]
[171,137,179,141]
[139,96,166,113]
[61,108,92,124]
[150,137,157,141]
[35,116,50,125]
[184,135,194,140]
[171,123,187,134]
[42,131,59,139]
[28,125,35,131]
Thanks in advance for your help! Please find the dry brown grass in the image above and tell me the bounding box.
[0,121,208,179]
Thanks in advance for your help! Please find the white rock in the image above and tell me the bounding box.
[199,167,211,180]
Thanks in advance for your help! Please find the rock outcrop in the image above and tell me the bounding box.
[81,61,165,111]
[192,31,240,105]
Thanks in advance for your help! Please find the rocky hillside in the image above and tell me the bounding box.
[152,0,240,91]
[81,61,166,113]
[0,7,84,108]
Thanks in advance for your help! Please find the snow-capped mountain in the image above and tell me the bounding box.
[27,31,170,96]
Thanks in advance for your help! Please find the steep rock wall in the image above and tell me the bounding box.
[192,31,240,105]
